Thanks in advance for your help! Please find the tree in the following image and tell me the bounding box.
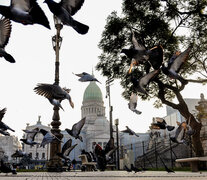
[96,0,207,157]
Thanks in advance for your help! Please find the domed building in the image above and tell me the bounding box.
[81,81,112,152]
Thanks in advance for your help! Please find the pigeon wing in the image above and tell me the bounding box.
[0,18,11,48]
[0,108,6,122]
[64,143,77,156]
[61,139,72,154]
[131,31,146,51]
[71,117,86,136]
[104,138,114,154]
[61,0,85,16]
[26,130,38,141]
[170,46,191,73]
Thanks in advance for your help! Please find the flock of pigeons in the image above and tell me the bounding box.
[0,0,89,63]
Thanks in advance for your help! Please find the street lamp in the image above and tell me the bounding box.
[114,118,120,170]
[47,15,63,172]
[106,77,114,139]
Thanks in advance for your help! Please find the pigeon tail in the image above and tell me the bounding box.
[72,19,89,35]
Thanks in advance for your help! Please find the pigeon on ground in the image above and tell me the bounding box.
[20,128,39,146]
[34,83,74,109]
[121,126,139,137]
[131,164,141,173]
[137,69,160,94]
[0,17,15,63]
[73,72,101,83]
[128,92,142,115]
[44,0,89,34]
[0,108,15,132]
[0,160,16,174]
[0,0,50,29]
[162,46,192,84]
[39,129,62,147]
[124,165,132,172]
[65,117,86,142]
[57,139,77,161]
[170,121,194,144]
[151,117,175,131]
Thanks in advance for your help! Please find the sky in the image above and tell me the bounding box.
[0,0,206,140]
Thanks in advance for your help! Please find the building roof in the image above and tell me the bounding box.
[83,81,103,102]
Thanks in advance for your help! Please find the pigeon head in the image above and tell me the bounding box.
[20,139,26,143]
[78,135,83,142]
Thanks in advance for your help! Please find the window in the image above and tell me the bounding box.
[103,142,107,149]
[98,142,102,147]
[36,152,39,159]
[42,153,45,159]
[29,153,32,159]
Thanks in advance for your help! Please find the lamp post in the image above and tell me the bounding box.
[114,118,120,170]
[47,15,63,172]
[106,78,114,139]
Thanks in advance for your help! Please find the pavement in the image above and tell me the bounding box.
[0,171,207,180]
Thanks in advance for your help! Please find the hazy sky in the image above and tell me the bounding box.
[0,0,206,140]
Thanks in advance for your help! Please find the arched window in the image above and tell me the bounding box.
[42,153,45,159]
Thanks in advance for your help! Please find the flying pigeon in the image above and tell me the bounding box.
[39,129,62,147]
[128,92,142,115]
[137,69,160,94]
[57,139,77,161]
[0,0,50,29]
[121,31,163,73]
[73,72,101,83]
[121,126,139,137]
[44,0,89,34]
[170,121,194,144]
[0,108,15,132]
[151,117,175,131]
[94,138,117,171]
[20,128,39,146]
[65,117,86,142]
[0,17,15,63]
[11,150,29,158]
[0,160,16,174]
[34,83,74,109]
[162,46,192,84]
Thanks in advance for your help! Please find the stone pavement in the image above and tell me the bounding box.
[0,171,207,180]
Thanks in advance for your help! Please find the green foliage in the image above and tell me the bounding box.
[96,0,207,107]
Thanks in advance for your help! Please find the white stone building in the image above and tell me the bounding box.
[0,135,21,162]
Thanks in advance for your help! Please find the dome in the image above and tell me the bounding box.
[83,81,103,102]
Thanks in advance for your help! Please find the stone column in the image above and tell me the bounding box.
[195,93,207,156]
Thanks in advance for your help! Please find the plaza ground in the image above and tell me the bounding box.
[0,170,207,180]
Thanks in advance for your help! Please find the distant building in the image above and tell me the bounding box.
[164,98,199,126]
[0,135,21,162]
[22,116,51,168]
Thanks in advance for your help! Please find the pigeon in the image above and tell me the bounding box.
[124,165,132,172]
[136,69,160,94]
[0,17,15,63]
[57,139,77,161]
[11,150,28,158]
[162,46,192,84]
[0,108,15,132]
[0,160,16,174]
[0,0,50,29]
[65,117,86,142]
[131,164,141,173]
[170,121,194,144]
[20,127,39,146]
[44,0,89,34]
[128,92,142,115]
[151,117,175,131]
[121,126,139,137]
[73,72,101,83]
[0,129,10,136]
[34,83,74,109]
[39,129,62,147]
[121,31,163,73]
